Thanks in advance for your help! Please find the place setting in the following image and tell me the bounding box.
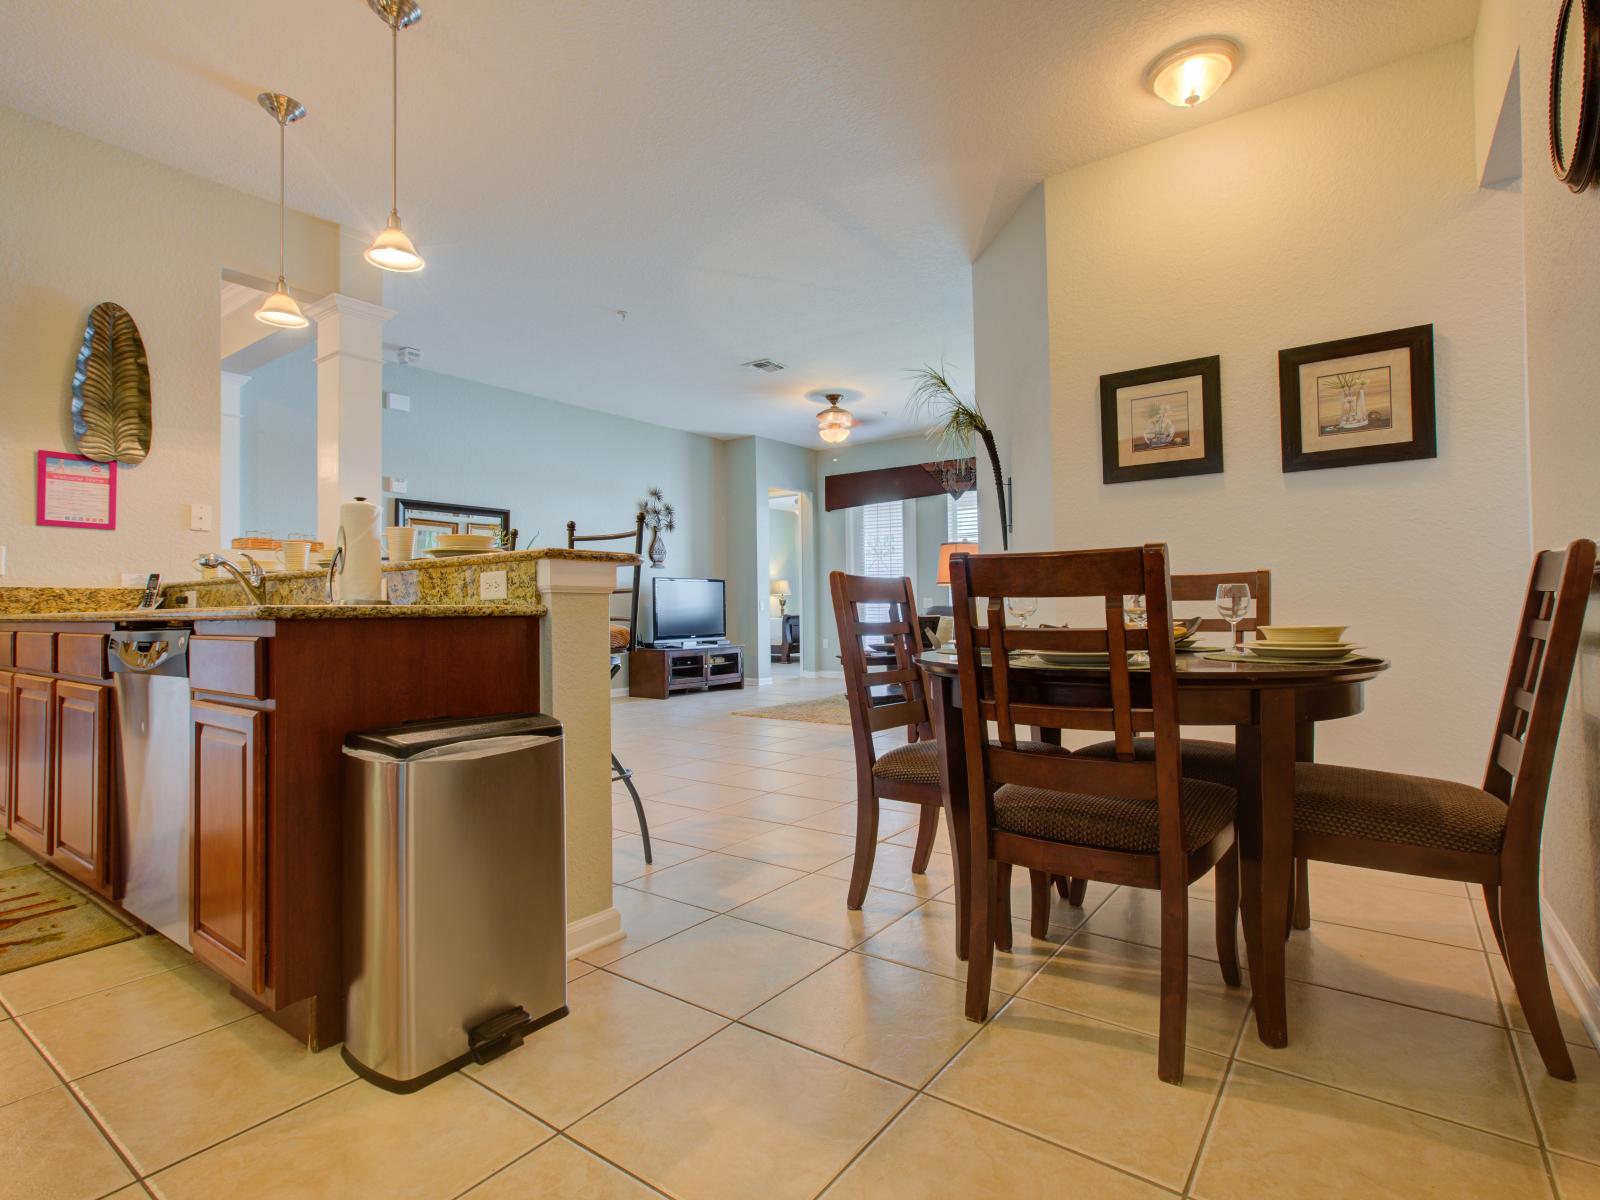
[1205,622,1381,666]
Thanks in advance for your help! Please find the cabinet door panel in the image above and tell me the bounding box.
[51,681,110,887]
[7,675,53,855]
[191,701,267,995]
[0,670,12,825]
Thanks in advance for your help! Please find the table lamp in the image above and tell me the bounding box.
[770,579,791,615]
[937,542,977,588]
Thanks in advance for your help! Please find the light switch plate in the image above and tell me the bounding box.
[479,570,508,601]
[189,503,214,532]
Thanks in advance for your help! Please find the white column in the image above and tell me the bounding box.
[219,371,249,546]
[536,556,624,957]
[303,295,395,547]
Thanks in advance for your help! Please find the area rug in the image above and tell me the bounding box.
[0,863,138,975]
[732,695,852,725]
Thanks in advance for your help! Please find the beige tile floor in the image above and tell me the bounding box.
[2,665,1596,1199]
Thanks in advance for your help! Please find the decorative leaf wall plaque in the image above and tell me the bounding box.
[71,302,151,465]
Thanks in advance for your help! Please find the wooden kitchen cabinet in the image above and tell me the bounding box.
[7,673,55,856]
[190,700,268,996]
[50,680,111,888]
[0,669,12,825]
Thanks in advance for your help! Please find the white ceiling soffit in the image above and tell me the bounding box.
[0,1,1477,445]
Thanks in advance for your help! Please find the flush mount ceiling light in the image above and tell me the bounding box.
[1145,37,1240,108]
[365,0,425,272]
[816,393,854,444]
[254,92,310,329]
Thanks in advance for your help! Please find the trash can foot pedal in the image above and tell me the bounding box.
[470,1007,537,1064]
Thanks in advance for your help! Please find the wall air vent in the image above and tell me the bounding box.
[744,358,786,373]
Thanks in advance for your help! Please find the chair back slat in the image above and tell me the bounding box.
[1483,540,1597,858]
[949,545,1183,830]
[1004,626,1153,652]
[829,572,933,774]
[1172,569,1272,638]
[567,513,645,651]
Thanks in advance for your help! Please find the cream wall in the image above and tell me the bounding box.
[982,42,1531,778]
[0,104,343,585]
[1517,0,1600,984]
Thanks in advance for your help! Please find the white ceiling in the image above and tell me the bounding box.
[0,0,1477,446]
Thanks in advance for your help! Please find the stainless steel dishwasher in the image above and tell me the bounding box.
[109,627,193,948]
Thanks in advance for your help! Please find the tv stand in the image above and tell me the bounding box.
[628,644,745,699]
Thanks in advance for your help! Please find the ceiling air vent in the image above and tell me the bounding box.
[744,358,786,373]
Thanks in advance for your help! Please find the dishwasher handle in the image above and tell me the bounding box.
[108,630,191,677]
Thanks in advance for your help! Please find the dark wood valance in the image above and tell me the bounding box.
[824,458,975,512]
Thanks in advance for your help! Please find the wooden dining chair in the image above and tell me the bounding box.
[1290,538,1595,1080]
[950,545,1241,1083]
[830,572,947,910]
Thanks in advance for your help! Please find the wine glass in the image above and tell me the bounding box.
[1122,594,1148,628]
[1216,583,1251,646]
[1006,596,1038,626]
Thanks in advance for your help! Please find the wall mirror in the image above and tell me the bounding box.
[393,497,513,553]
[1551,0,1600,192]
[71,301,152,464]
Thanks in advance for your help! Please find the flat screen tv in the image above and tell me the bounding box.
[651,578,727,644]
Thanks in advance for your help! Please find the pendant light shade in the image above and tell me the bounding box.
[817,394,854,444]
[365,0,425,273]
[255,92,309,330]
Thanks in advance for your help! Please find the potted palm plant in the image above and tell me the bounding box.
[907,366,1009,550]
[638,487,676,568]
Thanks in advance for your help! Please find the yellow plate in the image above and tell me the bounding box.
[1258,624,1347,644]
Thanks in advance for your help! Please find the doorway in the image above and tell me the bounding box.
[768,491,803,675]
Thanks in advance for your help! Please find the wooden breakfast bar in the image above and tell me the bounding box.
[918,647,1390,1048]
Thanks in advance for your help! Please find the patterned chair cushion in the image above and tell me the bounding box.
[993,777,1236,854]
[871,741,941,786]
[871,739,1058,789]
[609,624,631,651]
[1076,737,1238,787]
[1293,763,1506,855]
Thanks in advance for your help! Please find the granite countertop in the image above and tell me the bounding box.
[395,547,640,571]
[0,602,546,624]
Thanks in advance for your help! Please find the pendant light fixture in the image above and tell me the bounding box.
[365,0,425,272]
[816,393,854,444]
[254,92,310,329]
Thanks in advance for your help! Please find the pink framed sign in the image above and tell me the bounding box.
[36,450,117,530]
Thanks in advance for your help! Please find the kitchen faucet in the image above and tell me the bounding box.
[194,552,267,605]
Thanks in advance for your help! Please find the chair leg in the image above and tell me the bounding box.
[1501,877,1576,1080]
[1053,874,1070,899]
[1029,869,1051,939]
[1482,883,1509,959]
[965,860,997,1022]
[1067,877,1088,906]
[846,785,880,911]
[614,755,652,865]
[1214,845,1241,988]
[910,804,940,874]
[994,863,1014,951]
[1291,856,1311,930]
[1158,883,1189,1085]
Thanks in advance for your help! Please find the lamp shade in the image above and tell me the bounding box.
[937,541,977,586]
[770,579,791,597]
[255,280,309,329]
[365,213,425,272]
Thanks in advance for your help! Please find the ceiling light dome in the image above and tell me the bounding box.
[1146,37,1240,108]
[817,394,854,444]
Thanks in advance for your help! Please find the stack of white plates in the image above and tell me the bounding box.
[427,533,496,557]
[1247,625,1359,661]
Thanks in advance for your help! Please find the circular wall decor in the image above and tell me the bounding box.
[1550,0,1600,192]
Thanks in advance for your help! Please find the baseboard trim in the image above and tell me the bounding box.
[610,686,629,697]
[567,906,622,959]
[803,669,843,679]
[1542,897,1600,1053]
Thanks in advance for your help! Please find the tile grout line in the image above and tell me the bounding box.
[1181,1002,1253,1197]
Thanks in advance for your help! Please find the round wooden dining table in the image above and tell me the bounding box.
[917,647,1389,1049]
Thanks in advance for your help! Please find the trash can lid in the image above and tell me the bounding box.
[343,712,562,761]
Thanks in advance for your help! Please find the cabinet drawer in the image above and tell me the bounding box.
[57,633,109,681]
[14,632,54,673]
[191,636,268,700]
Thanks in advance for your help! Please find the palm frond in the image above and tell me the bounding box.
[906,364,986,456]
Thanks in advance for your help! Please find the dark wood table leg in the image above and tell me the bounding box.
[926,671,970,961]
[1237,688,1297,1047]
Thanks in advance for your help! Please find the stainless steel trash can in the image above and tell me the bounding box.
[341,713,567,1092]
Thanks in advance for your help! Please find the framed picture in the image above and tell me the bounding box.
[1278,324,1435,472]
[1099,355,1223,485]
[36,450,116,530]
[393,498,512,553]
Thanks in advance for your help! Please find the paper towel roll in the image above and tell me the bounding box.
[338,498,383,604]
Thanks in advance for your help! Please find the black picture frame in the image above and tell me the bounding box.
[1098,355,1224,485]
[1277,324,1436,473]
[393,498,513,546]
